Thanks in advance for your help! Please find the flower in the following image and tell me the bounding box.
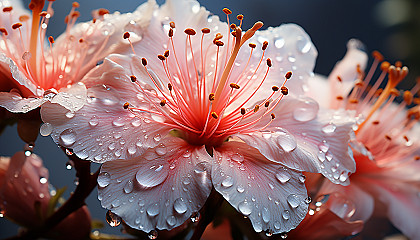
[0,151,91,239]
[0,0,154,113]
[308,40,420,239]
[41,0,356,235]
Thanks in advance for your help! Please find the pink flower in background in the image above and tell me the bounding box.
[0,152,91,239]
[308,40,420,239]
[41,0,356,234]
[0,0,154,113]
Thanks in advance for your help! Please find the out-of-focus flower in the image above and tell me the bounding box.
[308,40,420,239]
[0,151,91,239]
[0,0,154,113]
[41,0,356,235]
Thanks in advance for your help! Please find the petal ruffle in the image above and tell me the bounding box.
[0,91,47,113]
[98,137,212,232]
[212,141,308,234]
[237,96,356,185]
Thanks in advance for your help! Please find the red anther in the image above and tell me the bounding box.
[130,75,137,82]
[230,23,237,29]
[71,11,80,18]
[168,28,174,37]
[336,96,344,100]
[12,23,22,29]
[160,99,166,107]
[2,7,13,12]
[19,15,31,22]
[223,8,232,15]
[48,36,54,43]
[380,61,390,71]
[237,14,244,20]
[281,86,288,95]
[253,105,259,112]
[262,41,268,50]
[39,11,48,17]
[372,120,380,125]
[240,108,246,115]
[266,58,272,67]
[158,54,166,61]
[249,43,256,48]
[0,28,8,36]
[169,21,175,28]
[79,38,84,43]
[123,102,130,109]
[285,71,292,79]
[229,83,240,89]
[141,58,147,66]
[215,40,224,47]
[337,76,343,82]
[164,50,170,58]
[209,93,215,101]
[123,32,130,39]
[184,28,196,35]
[264,101,270,107]
[98,8,109,16]
[72,2,80,8]
[272,86,279,92]
[168,83,173,91]
[372,50,384,62]
[211,112,218,119]
[201,28,210,34]
[385,135,392,141]
[271,113,276,119]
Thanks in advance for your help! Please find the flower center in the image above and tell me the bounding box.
[123,9,291,146]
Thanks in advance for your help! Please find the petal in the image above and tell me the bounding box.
[98,137,212,232]
[306,74,331,108]
[50,82,87,112]
[212,141,308,234]
[0,91,47,113]
[237,96,356,185]
[0,54,38,96]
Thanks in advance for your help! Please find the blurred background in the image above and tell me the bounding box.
[1,0,419,238]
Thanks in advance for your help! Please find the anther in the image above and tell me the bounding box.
[229,83,240,89]
[169,21,175,28]
[237,14,244,20]
[372,50,384,62]
[414,98,420,105]
[403,91,413,105]
[201,28,210,34]
[249,43,256,48]
[372,120,380,125]
[223,8,232,15]
[385,135,392,141]
[262,41,268,51]
[272,86,279,92]
[98,8,109,16]
[355,79,363,87]
[48,36,54,44]
[265,101,270,108]
[184,28,196,35]
[209,93,215,101]
[336,96,344,100]
[141,58,147,66]
[390,88,400,97]
[403,135,409,142]
[19,15,30,22]
[281,86,288,95]
[39,11,48,17]
[254,105,259,112]
[266,58,272,67]
[71,11,80,18]
[12,23,23,30]
[230,23,237,29]
[211,112,218,119]
[271,113,276,119]
[72,2,80,8]
[168,28,174,37]
[285,71,292,79]
[395,61,402,68]
[214,33,223,41]
[168,83,173,91]
[215,40,224,47]
[415,156,420,161]
[158,54,166,61]
[123,32,130,39]
[160,99,166,107]
[231,31,237,37]
[337,76,343,82]
[349,99,359,104]
[123,102,129,109]
[240,108,246,115]
[164,50,170,58]
[380,61,390,71]
[130,75,137,82]
[0,28,8,36]
[3,7,13,12]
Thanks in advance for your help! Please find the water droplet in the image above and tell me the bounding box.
[287,55,296,63]
[275,168,291,183]
[262,207,270,223]
[274,221,281,230]
[102,22,115,36]
[317,151,326,162]
[231,152,244,163]
[265,230,273,237]
[276,130,297,152]
[65,111,75,118]
[66,161,73,170]
[238,201,252,216]
[292,98,319,122]
[131,118,142,127]
[194,162,207,174]
[296,36,311,53]
[190,212,200,222]
[89,115,99,127]
[123,20,144,42]
[282,210,290,220]
[339,172,348,182]
[153,134,162,142]
[39,177,47,184]
[262,131,272,139]
[148,230,158,239]
[127,146,137,155]
[124,180,134,193]
[221,176,233,188]
[274,37,285,49]
[106,210,121,227]
[174,198,188,214]
[98,172,111,187]
[59,129,76,147]
[147,203,160,217]
[280,232,288,239]
[166,215,176,226]
[237,185,245,193]
[155,143,167,155]
[287,194,300,208]
[112,117,125,127]
[318,141,329,153]
[40,123,53,136]
[298,175,306,183]
[304,197,312,204]
[136,164,168,188]
[22,51,31,61]
[326,151,333,161]
[0,208,4,218]
[321,123,336,134]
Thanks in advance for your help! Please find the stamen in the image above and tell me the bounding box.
[123,102,130,109]
[160,100,167,106]
[281,86,289,95]
[28,0,46,75]
[211,112,219,119]
[130,75,137,82]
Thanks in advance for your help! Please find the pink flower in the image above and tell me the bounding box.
[41,0,356,234]
[308,40,420,239]
[0,151,91,239]
[0,0,154,113]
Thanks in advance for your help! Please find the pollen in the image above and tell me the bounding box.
[254,105,259,112]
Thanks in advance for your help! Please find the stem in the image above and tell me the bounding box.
[190,188,224,240]
[7,149,98,240]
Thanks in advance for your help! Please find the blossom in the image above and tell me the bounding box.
[41,0,356,235]
[308,40,420,239]
[0,0,154,113]
[0,151,91,239]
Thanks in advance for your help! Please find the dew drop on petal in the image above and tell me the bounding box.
[292,98,318,122]
[275,168,291,183]
[89,115,99,127]
[274,37,285,49]
[136,164,168,188]
[318,141,329,153]
[282,210,290,220]
[231,152,244,163]
[174,198,188,214]
[238,201,252,216]
[155,144,167,156]
[194,162,207,174]
[124,180,134,193]
[221,176,233,188]
[59,129,76,147]
[65,111,75,118]
[166,215,176,226]
[147,203,160,217]
[106,210,121,227]
[112,117,125,127]
[98,172,111,187]
[148,230,158,239]
[40,123,53,136]
[276,131,297,152]
[321,123,336,134]
[296,36,311,54]
[287,194,300,208]
[124,20,144,42]
[237,185,245,193]
[298,175,306,183]
[262,207,270,223]
[102,22,115,36]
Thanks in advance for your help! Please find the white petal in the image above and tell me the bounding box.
[213,141,308,234]
[51,82,87,112]
[98,137,212,232]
